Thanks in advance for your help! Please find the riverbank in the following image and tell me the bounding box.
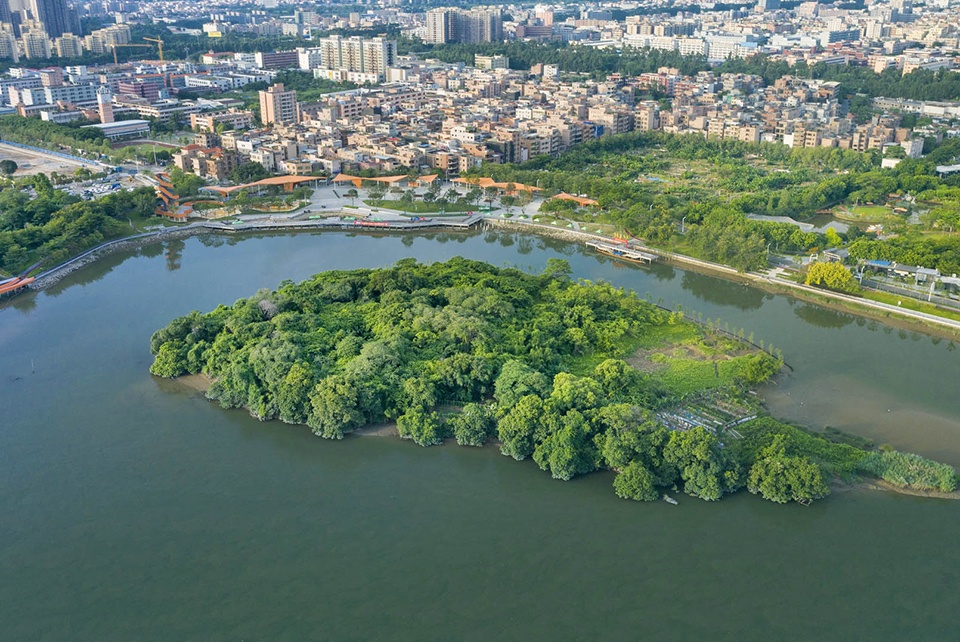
[29,223,205,290]
[869,480,960,500]
[14,209,960,340]
[486,217,960,339]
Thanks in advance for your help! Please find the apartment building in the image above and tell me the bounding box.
[259,82,298,125]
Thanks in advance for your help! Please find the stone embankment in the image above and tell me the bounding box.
[28,215,483,291]
[30,224,206,289]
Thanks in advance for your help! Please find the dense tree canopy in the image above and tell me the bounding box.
[149,259,955,503]
[805,262,860,294]
[0,184,157,274]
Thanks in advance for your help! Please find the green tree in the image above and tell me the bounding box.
[229,161,271,184]
[613,461,660,501]
[663,427,741,501]
[493,360,550,412]
[397,406,447,446]
[276,363,315,424]
[149,342,187,377]
[548,372,604,414]
[533,409,598,480]
[805,261,859,294]
[592,358,642,400]
[542,258,572,281]
[33,173,54,198]
[307,374,366,439]
[823,227,843,249]
[449,402,495,446]
[497,394,543,460]
[747,437,830,504]
[0,159,17,176]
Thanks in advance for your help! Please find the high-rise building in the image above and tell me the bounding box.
[0,24,18,62]
[425,8,454,44]
[53,32,83,57]
[27,0,69,38]
[253,50,300,69]
[756,0,780,12]
[308,36,396,74]
[20,27,50,58]
[424,7,501,44]
[459,8,502,43]
[38,66,61,85]
[259,83,298,125]
[84,23,130,54]
[475,54,509,70]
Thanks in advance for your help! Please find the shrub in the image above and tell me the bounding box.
[858,450,957,492]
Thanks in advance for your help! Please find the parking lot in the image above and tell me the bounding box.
[60,172,146,200]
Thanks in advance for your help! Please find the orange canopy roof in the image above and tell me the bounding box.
[554,192,599,207]
[451,177,541,192]
[206,175,319,195]
[332,173,411,188]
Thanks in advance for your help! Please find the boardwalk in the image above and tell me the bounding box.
[586,240,659,264]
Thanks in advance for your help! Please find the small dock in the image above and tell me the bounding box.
[586,241,659,264]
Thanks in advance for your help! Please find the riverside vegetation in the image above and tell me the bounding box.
[149,258,957,504]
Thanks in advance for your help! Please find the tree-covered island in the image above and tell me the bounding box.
[149,258,958,504]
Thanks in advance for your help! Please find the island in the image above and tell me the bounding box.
[149,257,958,504]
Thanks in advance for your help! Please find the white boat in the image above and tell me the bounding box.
[663,494,678,505]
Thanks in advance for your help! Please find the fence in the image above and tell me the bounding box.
[0,138,110,170]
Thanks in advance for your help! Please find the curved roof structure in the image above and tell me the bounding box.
[332,174,410,188]
[553,192,599,207]
[206,175,321,195]
[451,177,541,192]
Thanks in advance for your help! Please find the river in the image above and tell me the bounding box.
[2,230,958,641]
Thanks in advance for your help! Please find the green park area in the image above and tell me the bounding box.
[364,199,477,214]
[835,204,891,222]
[466,131,960,278]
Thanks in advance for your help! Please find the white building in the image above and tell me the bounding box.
[82,119,150,140]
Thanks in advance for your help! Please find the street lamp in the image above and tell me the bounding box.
[680,216,686,233]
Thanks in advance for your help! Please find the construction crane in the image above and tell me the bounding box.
[142,37,165,62]
[108,43,151,65]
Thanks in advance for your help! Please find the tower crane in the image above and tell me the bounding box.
[142,37,165,62]
[108,43,151,65]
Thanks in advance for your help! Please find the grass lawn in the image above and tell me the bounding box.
[650,356,745,397]
[364,199,479,214]
[532,215,565,226]
[835,205,890,222]
[861,289,960,323]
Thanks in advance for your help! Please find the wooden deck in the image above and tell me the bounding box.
[586,241,659,264]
